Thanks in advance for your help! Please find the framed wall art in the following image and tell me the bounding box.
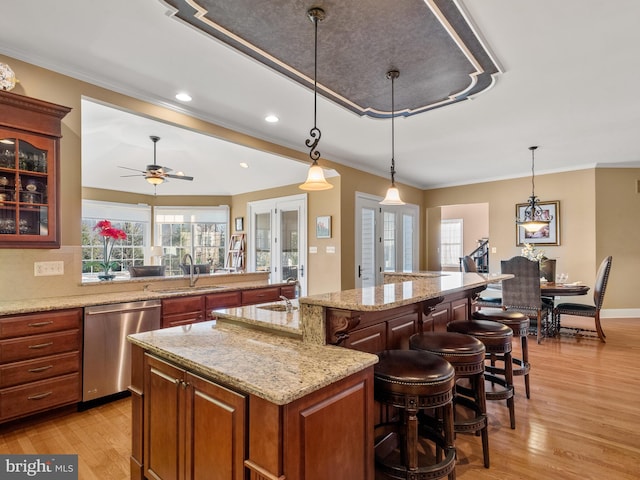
[515,200,560,246]
[235,217,244,232]
[316,215,331,239]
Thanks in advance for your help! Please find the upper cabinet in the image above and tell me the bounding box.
[0,91,71,248]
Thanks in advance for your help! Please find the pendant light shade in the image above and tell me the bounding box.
[380,70,405,205]
[516,146,552,232]
[299,7,333,191]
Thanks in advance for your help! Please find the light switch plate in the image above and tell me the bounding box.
[309,246,318,253]
[34,261,64,276]
[326,246,336,254]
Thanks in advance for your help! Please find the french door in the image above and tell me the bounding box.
[355,192,418,288]
[247,194,307,295]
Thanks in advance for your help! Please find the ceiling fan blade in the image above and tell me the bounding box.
[166,173,194,181]
[121,174,145,178]
[119,166,146,173]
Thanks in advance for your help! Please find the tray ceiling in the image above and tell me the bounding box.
[164,0,501,117]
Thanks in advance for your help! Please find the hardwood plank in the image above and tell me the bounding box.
[0,318,638,479]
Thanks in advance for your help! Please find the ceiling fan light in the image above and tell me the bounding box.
[299,163,333,191]
[146,176,164,185]
[380,183,405,205]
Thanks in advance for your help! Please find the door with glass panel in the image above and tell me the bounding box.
[248,194,307,295]
[355,192,418,288]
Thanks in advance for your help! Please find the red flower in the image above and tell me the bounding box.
[94,220,127,240]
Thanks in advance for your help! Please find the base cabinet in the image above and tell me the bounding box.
[143,353,246,480]
[131,345,374,480]
[0,308,82,423]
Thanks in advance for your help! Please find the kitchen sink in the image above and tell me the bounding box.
[256,303,298,312]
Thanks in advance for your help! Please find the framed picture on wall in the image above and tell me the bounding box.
[316,215,331,239]
[235,217,244,232]
[515,200,560,246]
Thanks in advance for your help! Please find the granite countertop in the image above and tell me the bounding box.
[299,271,512,312]
[128,321,378,405]
[0,280,289,316]
[213,300,302,338]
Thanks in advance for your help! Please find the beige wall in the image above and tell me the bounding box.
[441,203,489,270]
[594,169,640,309]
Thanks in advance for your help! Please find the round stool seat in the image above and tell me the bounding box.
[473,308,529,337]
[375,349,455,400]
[409,332,486,372]
[447,319,513,349]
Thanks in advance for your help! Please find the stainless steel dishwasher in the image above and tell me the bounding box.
[83,299,161,402]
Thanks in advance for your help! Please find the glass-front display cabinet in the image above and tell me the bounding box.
[0,91,70,248]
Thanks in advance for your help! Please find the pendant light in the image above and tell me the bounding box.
[299,7,333,191]
[380,70,405,205]
[516,146,552,232]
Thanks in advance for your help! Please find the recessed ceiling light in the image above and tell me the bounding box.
[264,114,279,123]
[175,92,192,102]
[239,162,249,169]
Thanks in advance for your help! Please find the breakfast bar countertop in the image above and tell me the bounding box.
[299,271,513,312]
[128,320,377,405]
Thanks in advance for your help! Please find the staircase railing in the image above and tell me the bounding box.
[460,238,489,272]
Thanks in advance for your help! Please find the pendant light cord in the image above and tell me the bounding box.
[388,70,399,184]
[305,8,325,162]
[530,145,537,198]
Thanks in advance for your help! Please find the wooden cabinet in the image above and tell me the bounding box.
[0,308,82,422]
[240,286,282,306]
[143,353,246,480]
[205,290,242,320]
[161,296,205,328]
[131,345,374,480]
[423,294,471,332]
[0,91,71,248]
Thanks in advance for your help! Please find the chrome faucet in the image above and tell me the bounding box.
[279,295,293,313]
[285,277,301,298]
[182,253,200,287]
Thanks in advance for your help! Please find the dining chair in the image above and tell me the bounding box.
[500,256,553,344]
[553,256,613,342]
[461,255,502,308]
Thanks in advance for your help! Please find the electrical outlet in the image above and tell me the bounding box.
[34,261,64,276]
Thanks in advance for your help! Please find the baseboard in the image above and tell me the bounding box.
[601,308,640,318]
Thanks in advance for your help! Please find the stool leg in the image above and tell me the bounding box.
[405,405,418,470]
[443,400,456,480]
[504,350,516,429]
[475,371,490,468]
[521,335,530,399]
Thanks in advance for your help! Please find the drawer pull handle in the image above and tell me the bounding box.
[28,342,53,349]
[28,365,54,373]
[28,321,54,327]
[27,391,52,400]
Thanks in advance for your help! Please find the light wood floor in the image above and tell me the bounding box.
[1,317,639,479]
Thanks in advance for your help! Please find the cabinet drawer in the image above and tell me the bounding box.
[0,373,80,421]
[0,308,81,339]
[162,296,205,316]
[205,291,242,310]
[162,312,206,329]
[241,287,281,305]
[0,351,80,388]
[0,330,80,363]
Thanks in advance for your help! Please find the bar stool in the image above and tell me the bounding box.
[446,319,516,429]
[472,308,532,399]
[374,349,457,480]
[409,332,490,468]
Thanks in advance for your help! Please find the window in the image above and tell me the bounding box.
[155,207,229,276]
[441,219,463,268]
[383,211,396,272]
[81,200,151,279]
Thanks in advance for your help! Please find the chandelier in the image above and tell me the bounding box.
[516,146,552,232]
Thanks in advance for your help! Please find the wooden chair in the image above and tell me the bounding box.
[554,256,613,342]
[500,256,553,344]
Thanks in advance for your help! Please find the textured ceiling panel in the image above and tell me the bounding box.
[163,0,501,117]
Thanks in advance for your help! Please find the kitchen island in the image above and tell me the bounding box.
[128,271,509,479]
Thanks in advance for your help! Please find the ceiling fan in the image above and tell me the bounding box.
[119,135,194,185]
